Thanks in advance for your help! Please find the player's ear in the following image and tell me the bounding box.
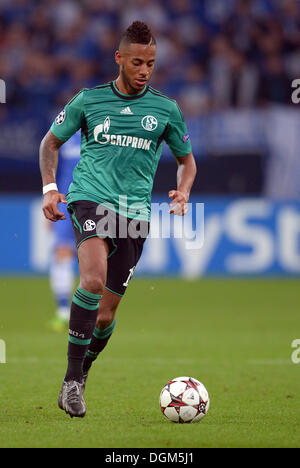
[115,50,122,65]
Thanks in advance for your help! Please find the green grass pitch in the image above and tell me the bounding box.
[0,277,299,448]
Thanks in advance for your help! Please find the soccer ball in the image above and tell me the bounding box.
[159,376,210,423]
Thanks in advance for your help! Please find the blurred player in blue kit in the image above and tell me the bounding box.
[48,132,80,332]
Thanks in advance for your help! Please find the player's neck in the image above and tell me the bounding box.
[115,76,145,96]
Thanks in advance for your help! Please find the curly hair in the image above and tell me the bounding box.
[120,21,156,47]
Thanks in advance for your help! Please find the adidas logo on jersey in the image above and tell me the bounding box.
[120,106,133,115]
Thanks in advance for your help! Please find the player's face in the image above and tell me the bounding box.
[116,43,156,93]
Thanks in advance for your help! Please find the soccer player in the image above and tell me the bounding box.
[39,21,197,418]
[48,132,80,332]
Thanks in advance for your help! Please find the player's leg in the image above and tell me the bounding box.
[82,215,149,381]
[59,237,109,417]
[65,237,109,382]
[82,289,122,377]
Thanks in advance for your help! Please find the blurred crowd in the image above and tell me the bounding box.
[0,0,300,117]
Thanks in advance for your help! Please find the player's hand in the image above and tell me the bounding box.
[168,190,189,216]
[42,191,67,222]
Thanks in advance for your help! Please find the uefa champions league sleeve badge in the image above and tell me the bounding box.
[55,109,66,125]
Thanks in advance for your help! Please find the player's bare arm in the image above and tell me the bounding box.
[169,152,197,215]
[39,130,67,222]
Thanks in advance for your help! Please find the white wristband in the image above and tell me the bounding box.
[43,183,58,195]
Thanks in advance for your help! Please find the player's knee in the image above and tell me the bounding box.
[80,275,105,296]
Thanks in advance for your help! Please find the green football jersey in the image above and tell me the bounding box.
[50,80,192,221]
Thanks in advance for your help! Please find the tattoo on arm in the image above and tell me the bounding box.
[39,131,64,186]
